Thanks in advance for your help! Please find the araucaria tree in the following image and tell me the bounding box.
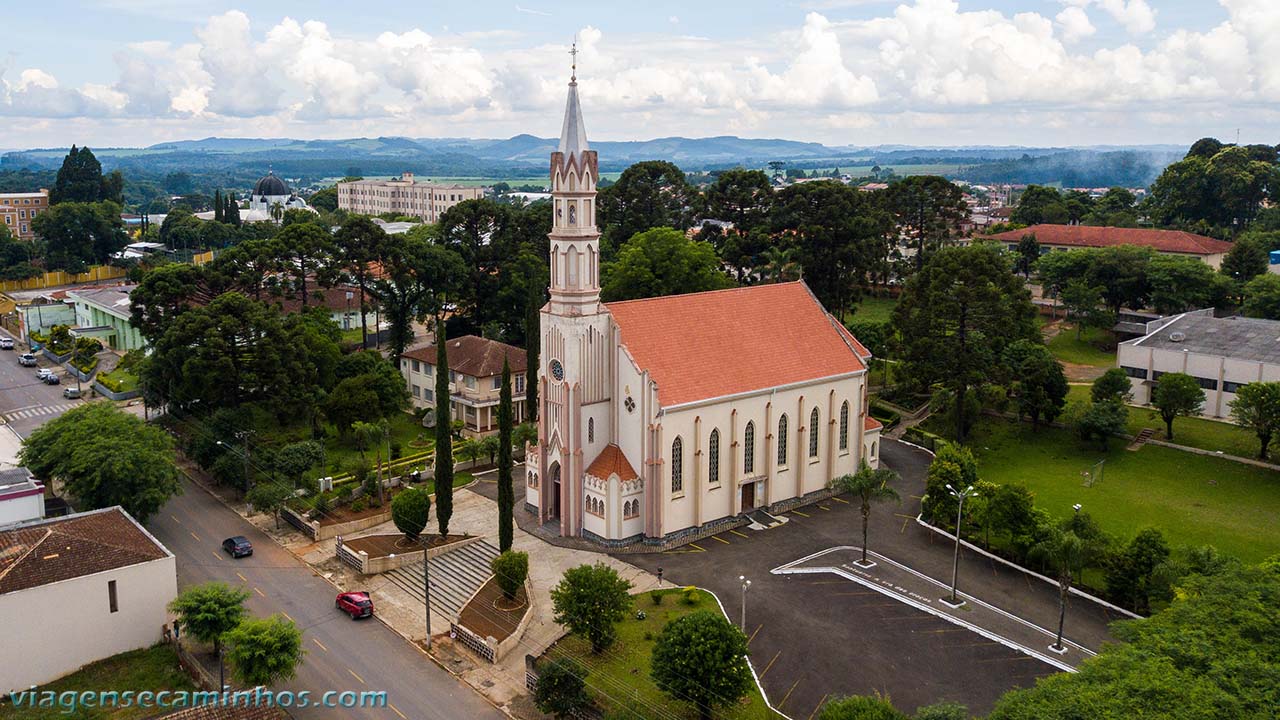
[434,324,454,537]
[19,403,180,523]
[498,358,515,552]
[833,463,901,565]
[550,563,632,653]
[1003,340,1069,428]
[1151,372,1205,441]
[223,615,305,687]
[895,244,1039,442]
[650,610,753,720]
[1229,381,1280,460]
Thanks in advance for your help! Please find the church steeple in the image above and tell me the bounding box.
[547,56,600,315]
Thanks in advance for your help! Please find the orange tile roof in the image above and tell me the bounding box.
[865,416,883,431]
[585,444,639,482]
[983,224,1232,255]
[403,335,528,378]
[0,508,170,595]
[605,281,867,407]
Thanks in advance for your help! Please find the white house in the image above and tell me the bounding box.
[0,507,177,693]
[1117,310,1280,418]
[0,468,44,526]
[526,70,879,547]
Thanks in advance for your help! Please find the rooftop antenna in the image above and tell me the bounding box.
[569,39,578,83]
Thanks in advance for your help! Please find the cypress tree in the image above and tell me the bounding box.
[226,192,241,226]
[214,190,223,223]
[434,321,454,537]
[497,358,514,552]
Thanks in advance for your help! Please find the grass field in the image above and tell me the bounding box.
[1065,385,1265,460]
[0,644,196,720]
[960,417,1280,562]
[542,588,780,720]
[844,295,899,325]
[1047,324,1115,367]
[316,412,431,477]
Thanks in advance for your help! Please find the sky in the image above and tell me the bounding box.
[0,0,1276,149]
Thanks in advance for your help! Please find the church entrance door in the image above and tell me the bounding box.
[742,482,755,513]
[550,462,562,520]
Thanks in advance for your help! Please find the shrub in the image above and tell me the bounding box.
[681,586,698,605]
[491,550,529,600]
[310,495,330,520]
[650,589,664,605]
[390,441,403,460]
[533,658,590,720]
[350,499,366,513]
[391,486,430,542]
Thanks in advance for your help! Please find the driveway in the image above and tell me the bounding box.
[149,475,505,720]
[620,439,1121,717]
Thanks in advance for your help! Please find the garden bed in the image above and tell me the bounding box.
[344,532,469,557]
[459,575,528,644]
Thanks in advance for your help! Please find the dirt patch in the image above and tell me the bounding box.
[344,533,469,558]
[459,575,528,643]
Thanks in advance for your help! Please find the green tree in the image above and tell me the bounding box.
[246,482,292,529]
[1029,528,1099,652]
[1069,399,1128,449]
[601,227,734,302]
[275,222,334,309]
[1220,232,1273,284]
[434,325,454,537]
[817,695,907,720]
[369,238,466,358]
[1092,368,1134,404]
[550,563,632,653]
[597,160,700,249]
[895,244,1039,441]
[498,359,515,552]
[223,615,305,687]
[1151,373,1205,441]
[704,168,775,234]
[31,201,128,270]
[19,403,179,523]
[1228,381,1280,460]
[335,351,410,418]
[1015,233,1040,278]
[884,175,969,272]
[167,582,250,657]
[1059,280,1109,339]
[989,484,1037,554]
[921,443,978,527]
[334,216,389,348]
[1090,245,1153,314]
[1242,273,1280,320]
[650,609,752,720]
[50,145,119,204]
[491,550,529,601]
[1011,185,1066,225]
[832,463,901,565]
[129,262,223,344]
[533,658,590,720]
[1104,528,1170,614]
[324,376,384,436]
[1147,254,1220,314]
[1004,340,1069,427]
[391,486,431,542]
[272,441,324,490]
[308,186,339,213]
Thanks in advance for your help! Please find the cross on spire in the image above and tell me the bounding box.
[569,41,578,82]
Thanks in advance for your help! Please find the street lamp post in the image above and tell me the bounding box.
[739,575,751,631]
[944,484,978,607]
[422,540,432,649]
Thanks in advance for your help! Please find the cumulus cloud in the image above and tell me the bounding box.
[1096,0,1157,35]
[1055,6,1096,43]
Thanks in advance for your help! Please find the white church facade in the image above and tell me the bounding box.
[526,70,882,547]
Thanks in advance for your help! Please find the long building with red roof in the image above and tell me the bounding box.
[526,71,879,548]
[980,224,1233,268]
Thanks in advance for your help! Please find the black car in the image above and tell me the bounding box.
[42,374,60,385]
[222,536,253,558]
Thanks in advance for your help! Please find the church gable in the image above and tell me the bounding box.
[604,281,868,407]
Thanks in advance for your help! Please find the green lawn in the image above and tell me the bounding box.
[96,366,139,393]
[1047,324,1115,367]
[844,295,899,325]
[542,589,780,720]
[0,644,196,720]
[1066,386,1265,460]
[960,418,1280,562]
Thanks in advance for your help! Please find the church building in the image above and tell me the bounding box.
[526,69,882,547]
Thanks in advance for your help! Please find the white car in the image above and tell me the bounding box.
[0,337,13,350]
[36,368,54,380]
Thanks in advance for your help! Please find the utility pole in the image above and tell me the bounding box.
[422,545,432,649]
[235,430,252,491]
[739,575,751,631]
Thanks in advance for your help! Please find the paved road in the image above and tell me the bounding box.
[0,329,87,437]
[150,475,505,720]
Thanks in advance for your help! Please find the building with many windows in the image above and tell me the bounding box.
[337,173,484,222]
[0,189,49,240]
[400,335,528,438]
[1117,309,1280,418]
[527,70,879,548]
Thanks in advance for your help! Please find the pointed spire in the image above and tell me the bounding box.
[558,45,589,159]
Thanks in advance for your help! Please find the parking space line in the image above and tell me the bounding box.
[254,587,266,598]
[807,693,830,720]
[189,531,200,542]
[831,497,850,504]
[778,679,801,708]
[211,551,222,561]
[711,535,731,545]
[388,702,407,720]
[747,624,762,645]
[170,514,180,523]
[348,668,365,685]
[900,517,910,533]
[313,638,329,652]
[730,529,750,539]
[791,510,810,517]
[759,650,782,679]
[893,513,915,519]
[688,543,706,552]
[236,572,248,583]
[282,612,294,623]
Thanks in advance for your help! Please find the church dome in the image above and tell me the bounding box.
[253,171,290,197]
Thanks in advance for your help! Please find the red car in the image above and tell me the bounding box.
[336,591,374,619]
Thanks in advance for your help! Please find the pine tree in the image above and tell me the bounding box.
[214,190,223,223]
[434,321,454,537]
[498,358,514,552]
[50,145,106,204]
[225,193,241,227]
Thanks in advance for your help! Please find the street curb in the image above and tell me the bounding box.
[699,585,797,720]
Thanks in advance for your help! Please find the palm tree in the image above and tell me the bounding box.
[832,462,901,565]
[1029,527,1098,652]
[759,246,801,283]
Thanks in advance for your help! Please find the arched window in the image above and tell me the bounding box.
[588,417,594,444]
[671,437,683,493]
[778,415,789,466]
[871,441,878,459]
[566,246,579,288]
[708,429,721,485]
[744,422,755,474]
[809,408,820,458]
[839,401,850,450]
[568,203,577,226]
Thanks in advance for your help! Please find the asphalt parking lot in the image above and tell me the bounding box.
[620,439,1117,717]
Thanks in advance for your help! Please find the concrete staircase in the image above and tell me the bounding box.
[1127,428,1156,451]
[384,539,500,620]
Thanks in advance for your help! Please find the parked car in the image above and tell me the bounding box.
[336,591,374,619]
[42,374,60,385]
[36,368,53,379]
[17,353,36,366]
[221,536,253,558]
[63,387,82,399]
[0,337,13,350]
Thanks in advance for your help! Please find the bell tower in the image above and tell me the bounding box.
[535,52,612,538]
